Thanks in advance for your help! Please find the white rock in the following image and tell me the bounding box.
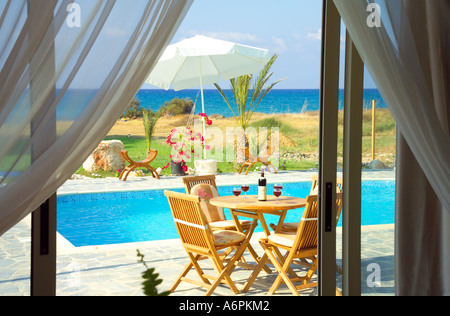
[83,140,126,172]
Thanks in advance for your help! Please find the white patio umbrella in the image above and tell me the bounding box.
[145,35,271,159]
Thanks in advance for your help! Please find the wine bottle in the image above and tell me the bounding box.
[258,169,267,201]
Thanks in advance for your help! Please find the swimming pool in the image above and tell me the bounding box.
[57,181,395,247]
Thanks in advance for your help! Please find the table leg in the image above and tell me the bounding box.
[230,209,272,274]
[258,210,298,279]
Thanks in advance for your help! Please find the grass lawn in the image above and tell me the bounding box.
[76,134,317,178]
[76,109,395,178]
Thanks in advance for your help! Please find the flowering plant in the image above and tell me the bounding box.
[199,113,212,126]
[135,169,145,177]
[166,125,210,165]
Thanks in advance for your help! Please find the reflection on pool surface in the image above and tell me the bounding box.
[57,181,395,247]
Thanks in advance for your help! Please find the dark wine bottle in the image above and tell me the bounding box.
[258,170,267,201]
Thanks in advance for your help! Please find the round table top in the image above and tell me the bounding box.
[209,195,306,212]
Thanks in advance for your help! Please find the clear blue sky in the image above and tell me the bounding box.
[142,0,377,90]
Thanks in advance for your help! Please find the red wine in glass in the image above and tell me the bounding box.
[241,184,249,198]
[233,187,241,202]
[273,188,282,203]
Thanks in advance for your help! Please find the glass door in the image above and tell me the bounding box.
[317,0,343,296]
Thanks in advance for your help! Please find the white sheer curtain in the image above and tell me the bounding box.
[0,0,193,236]
[333,0,450,295]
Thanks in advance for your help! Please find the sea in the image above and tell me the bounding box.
[52,88,387,120]
[135,89,387,116]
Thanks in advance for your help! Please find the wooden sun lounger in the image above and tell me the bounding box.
[238,146,277,175]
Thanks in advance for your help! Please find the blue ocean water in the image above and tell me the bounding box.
[57,180,395,247]
[136,89,387,117]
[53,88,387,121]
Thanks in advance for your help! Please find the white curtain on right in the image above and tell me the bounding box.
[333,0,450,295]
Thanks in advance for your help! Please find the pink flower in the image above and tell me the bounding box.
[197,188,213,202]
[182,165,188,172]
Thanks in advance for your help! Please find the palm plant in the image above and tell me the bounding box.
[215,53,284,166]
[214,53,284,130]
[142,109,160,153]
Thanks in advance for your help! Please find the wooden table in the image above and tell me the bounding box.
[209,195,306,274]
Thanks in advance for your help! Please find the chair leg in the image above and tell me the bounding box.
[245,162,257,175]
[147,165,160,179]
[206,239,249,296]
[122,165,137,181]
[119,166,132,180]
[241,253,269,292]
[170,253,209,293]
[238,162,247,174]
[268,162,278,174]
[170,261,194,293]
[264,244,299,296]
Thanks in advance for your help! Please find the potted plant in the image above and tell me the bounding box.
[166,125,209,176]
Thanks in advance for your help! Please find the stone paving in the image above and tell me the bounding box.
[0,170,395,296]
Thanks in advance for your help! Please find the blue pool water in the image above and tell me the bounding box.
[57,181,395,247]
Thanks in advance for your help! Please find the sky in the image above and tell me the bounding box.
[142,0,377,90]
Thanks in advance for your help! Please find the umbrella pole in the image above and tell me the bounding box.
[199,58,206,159]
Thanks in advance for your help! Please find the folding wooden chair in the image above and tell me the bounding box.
[243,193,343,296]
[238,146,277,175]
[164,190,250,296]
[182,175,251,232]
[275,175,343,232]
[119,150,159,181]
[182,174,218,194]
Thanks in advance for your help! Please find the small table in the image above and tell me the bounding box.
[209,195,306,274]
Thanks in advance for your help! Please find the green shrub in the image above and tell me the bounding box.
[159,98,194,116]
[249,117,297,135]
[121,97,144,118]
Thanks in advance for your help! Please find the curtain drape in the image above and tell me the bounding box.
[333,0,450,295]
[0,0,193,236]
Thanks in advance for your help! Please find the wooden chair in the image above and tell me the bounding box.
[269,175,344,275]
[119,150,160,181]
[238,146,277,175]
[164,190,250,296]
[182,174,218,194]
[243,193,343,295]
[275,175,343,232]
[182,175,251,232]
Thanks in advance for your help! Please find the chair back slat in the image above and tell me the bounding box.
[310,175,343,194]
[165,190,212,249]
[296,195,319,250]
[182,175,217,194]
[294,192,343,252]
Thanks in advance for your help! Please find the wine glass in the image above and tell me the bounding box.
[273,188,282,204]
[274,183,283,191]
[232,187,241,203]
[241,184,249,198]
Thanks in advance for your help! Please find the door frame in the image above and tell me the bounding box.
[318,0,363,296]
